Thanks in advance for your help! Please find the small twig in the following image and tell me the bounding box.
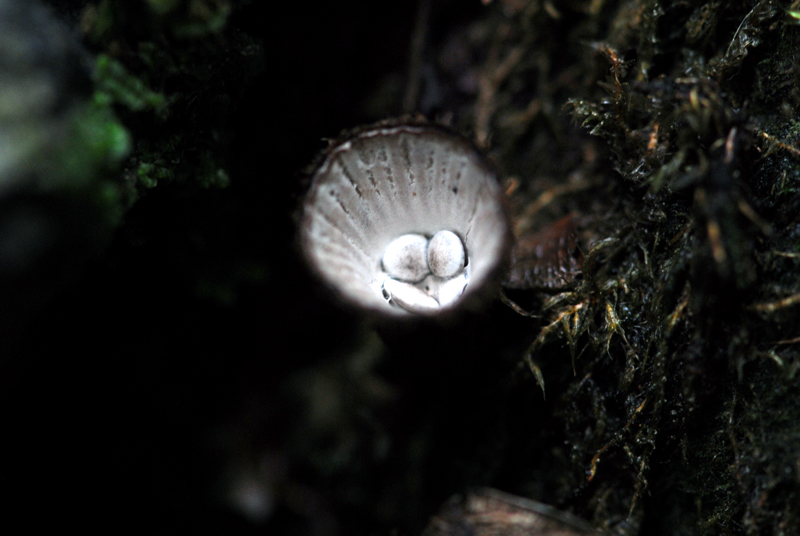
[724,5,757,59]
[760,131,800,158]
[475,34,527,146]
[512,181,593,235]
[749,293,800,312]
[773,250,800,259]
[402,0,431,113]
[523,352,546,400]
[587,398,647,482]
[499,288,540,318]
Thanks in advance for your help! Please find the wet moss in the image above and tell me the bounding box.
[79,0,260,203]
[469,1,800,534]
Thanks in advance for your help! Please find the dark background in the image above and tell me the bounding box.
[3,1,525,534]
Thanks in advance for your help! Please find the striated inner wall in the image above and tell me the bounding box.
[301,125,508,315]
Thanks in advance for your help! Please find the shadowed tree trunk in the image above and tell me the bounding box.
[2,1,799,534]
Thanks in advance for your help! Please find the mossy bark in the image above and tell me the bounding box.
[7,1,799,534]
[443,1,800,534]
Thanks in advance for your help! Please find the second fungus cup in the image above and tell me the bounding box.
[299,120,510,318]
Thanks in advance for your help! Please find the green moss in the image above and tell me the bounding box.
[93,54,168,117]
[146,0,182,16]
[76,0,260,203]
[172,0,231,38]
[461,0,800,533]
[136,162,173,189]
[43,86,131,225]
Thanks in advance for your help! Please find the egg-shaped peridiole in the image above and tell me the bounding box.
[427,230,466,279]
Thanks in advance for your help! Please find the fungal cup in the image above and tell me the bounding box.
[299,121,510,318]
